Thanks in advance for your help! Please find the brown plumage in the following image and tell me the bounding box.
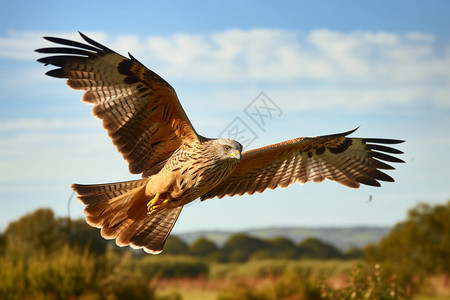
[36,32,404,254]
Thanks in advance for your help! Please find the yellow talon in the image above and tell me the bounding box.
[147,193,159,208]
[147,193,160,215]
[147,193,172,215]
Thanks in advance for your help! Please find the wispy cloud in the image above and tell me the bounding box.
[1,28,449,111]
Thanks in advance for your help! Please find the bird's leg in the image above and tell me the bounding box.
[147,192,171,216]
[146,193,159,212]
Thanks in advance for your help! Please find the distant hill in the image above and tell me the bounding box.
[174,226,390,250]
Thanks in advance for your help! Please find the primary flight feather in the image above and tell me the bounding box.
[36,32,404,254]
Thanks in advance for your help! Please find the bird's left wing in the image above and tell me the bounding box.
[201,128,404,200]
[36,32,200,176]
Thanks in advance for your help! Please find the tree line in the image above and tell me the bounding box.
[165,233,363,262]
[0,208,361,263]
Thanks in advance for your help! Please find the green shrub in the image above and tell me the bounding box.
[320,263,405,300]
[130,255,209,279]
[273,269,322,299]
[217,269,321,300]
[92,249,157,300]
[26,244,96,300]
[217,280,268,300]
[365,201,450,295]
[99,269,156,300]
[0,258,26,300]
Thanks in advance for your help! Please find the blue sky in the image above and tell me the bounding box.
[0,0,449,234]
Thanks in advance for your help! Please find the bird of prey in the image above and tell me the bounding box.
[36,32,404,254]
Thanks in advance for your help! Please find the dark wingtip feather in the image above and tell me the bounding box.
[127,52,144,65]
[128,52,137,60]
[35,47,91,56]
[371,151,405,163]
[45,69,67,78]
[78,31,114,53]
[358,177,381,187]
[368,144,404,154]
[372,159,396,170]
[40,36,100,52]
[373,169,395,182]
[37,55,80,67]
[321,127,360,139]
[364,138,405,145]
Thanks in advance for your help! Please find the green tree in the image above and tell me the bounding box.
[189,237,219,257]
[297,237,342,259]
[365,201,450,286]
[222,233,271,262]
[59,218,108,255]
[343,247,364,259]
[269,237,300,259]
[3,208,65,261]
[163,236,189,255]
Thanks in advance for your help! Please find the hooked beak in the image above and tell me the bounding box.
[228,150,241,161]
[231,149,241,161]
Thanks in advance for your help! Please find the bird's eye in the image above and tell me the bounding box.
[225,146,231,151]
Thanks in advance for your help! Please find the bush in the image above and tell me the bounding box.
[26,244,97,299]
[320,263,405,300]
[365,201,450,294]
[130,256,209,278]
[0,258,26,300]
[217,269,322,300]
[0,243,98,300]
[99,269,156,300]
[91,248,158,300]
[273,269,322,300]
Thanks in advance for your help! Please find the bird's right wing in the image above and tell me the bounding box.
[36,32,201,175]
[201,128,404,200]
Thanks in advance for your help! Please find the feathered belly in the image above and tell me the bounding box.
[175,161,236,203]
[146,158,237,208]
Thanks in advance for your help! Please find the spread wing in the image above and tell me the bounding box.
[201,128,404,200]
[36,32,201,175]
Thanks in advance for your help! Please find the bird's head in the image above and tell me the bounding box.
[214,139,242,161]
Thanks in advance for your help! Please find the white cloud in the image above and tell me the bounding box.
[1,28,449,110]
[0,30,80,61]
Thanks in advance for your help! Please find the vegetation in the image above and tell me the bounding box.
[217,263,405,300]
[0,200,448,299]
[365,201,450,296]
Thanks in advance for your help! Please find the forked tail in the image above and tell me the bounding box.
[71,179,182,254]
